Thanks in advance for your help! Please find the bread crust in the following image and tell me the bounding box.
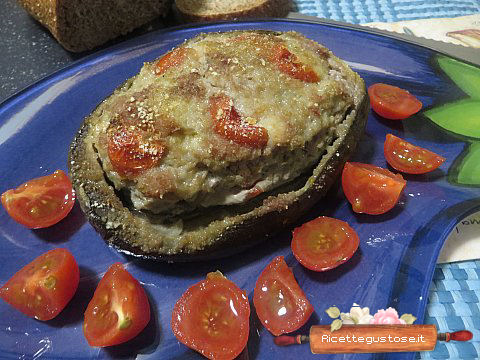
[17,0,173,52]
[174,0,292,22]
[68,30,368,262]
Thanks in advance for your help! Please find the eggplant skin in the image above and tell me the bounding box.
[68,30,369,262]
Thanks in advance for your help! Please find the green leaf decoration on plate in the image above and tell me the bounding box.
[424,99,480,139]
[425,56,480,186]
[454,142,480,186]
[400,313,417,325]
[330,319,343,332]
[326,306,341,319]
[437,56,480,100]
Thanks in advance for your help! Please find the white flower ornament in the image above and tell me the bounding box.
[340,304,374,325]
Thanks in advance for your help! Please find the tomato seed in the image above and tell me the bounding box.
[43,276,56,289]
[119,317,132,330]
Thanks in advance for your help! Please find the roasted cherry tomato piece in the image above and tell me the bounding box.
[1,170,76,229]
[384,134,446,174]
[83,263,150,347]
[107,125,165,177]
[368,83,422,120]
[0,248,79,321]
[171,271,250,360]
[209,94,268,148]
[154,47,188,75]
[253,256,313,336]
[272,45,319,83]
[292,216,359,272]
[342,162,406,215]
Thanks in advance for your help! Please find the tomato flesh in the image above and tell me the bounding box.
[83,263,150,347]
[342,162,406,215]
[384,134,446,174]
[368,83,422,120]
[253,256,313,336]
[271,45,319,83]
[1,170,76,229]
[0,248,79,321]
[154,48,189,75]
[107,125,165,177]
[171,272,250,360]
[209,94,268,148]
[292,217,359,272]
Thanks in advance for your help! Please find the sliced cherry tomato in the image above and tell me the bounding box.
[292,217,359,272]
[1,170,76,229]
[253,256,313,336]
[154,47,188,75]
[209,94,268,148]
[271,44,319,83]
[171,271,250,360]
[384,134,446,174]
[107,125,165,177]
[83,263,150,347]
[0,248,79,321]
[368,83,422,120]
[342,162,407,215]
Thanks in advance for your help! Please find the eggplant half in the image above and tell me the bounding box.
[68,30,368,261]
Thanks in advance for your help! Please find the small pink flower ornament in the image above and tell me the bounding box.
[370,307,407,325]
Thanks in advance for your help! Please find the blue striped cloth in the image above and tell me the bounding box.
[293,2,480,359]
[295,0,480,24]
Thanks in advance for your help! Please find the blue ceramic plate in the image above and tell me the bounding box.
[1,20,479,360]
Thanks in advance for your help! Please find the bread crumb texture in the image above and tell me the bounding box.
[89,31,359,216]
[69,30,366,256]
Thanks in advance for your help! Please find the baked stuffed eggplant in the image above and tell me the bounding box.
[68,30,368,261]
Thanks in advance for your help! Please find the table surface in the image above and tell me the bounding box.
[1,0,480,359]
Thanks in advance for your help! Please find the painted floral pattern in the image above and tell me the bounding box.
[425,56,480,186]
[326,304,416,332]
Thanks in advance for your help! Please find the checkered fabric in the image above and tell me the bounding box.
[293,2,480,359]
[418,262,480,359]
[294,0,480,24]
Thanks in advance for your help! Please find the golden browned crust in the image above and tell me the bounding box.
[174,0,292,23]
[68,30,368,261]
[17,0,173,52]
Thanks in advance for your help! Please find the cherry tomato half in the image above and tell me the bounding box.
[154,47,189,75]
[107,126,165,177]
[1,170,76,229]
[0,248,79,321]
[384,134,446,174]
[83,263,150,347]
[271,44,319,83]
[342,162,407,215]
[292,217,359,272]
[368,83,422,120]
[209,94,268,148]
[253,256,314,336]
[171,271,250,360]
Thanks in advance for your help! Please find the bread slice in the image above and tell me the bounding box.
[17,0,173,52]
[174,0,292,22]
[68,30,368,262]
